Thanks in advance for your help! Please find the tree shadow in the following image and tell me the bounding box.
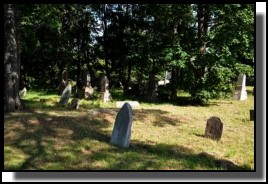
[4,108,251,170]
[87,141,250,170]
[132,109,182,127]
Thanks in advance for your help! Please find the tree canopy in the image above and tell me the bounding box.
[5,4,254,110]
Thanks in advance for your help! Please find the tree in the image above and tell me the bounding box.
[4,4,22,112]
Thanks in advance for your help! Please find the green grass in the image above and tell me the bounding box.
[4,88,254,170]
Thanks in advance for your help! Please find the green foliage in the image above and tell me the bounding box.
[16,4,254,103]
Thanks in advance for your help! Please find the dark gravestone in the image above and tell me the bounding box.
[250,110,254,121]
[110,102,133,148]
[69,98,79,110]
[204,117,223,141]
[59,83,72,106]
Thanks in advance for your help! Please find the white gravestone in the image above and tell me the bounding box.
[234,74,247,100]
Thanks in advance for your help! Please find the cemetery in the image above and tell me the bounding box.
[4,4,254,171]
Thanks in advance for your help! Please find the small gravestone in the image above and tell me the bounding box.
[249,110,254,121]
[110,102,133,148]
[59,81,72,106]
[100,75,111,102]
[19,87,27,97]
[204,117,223,141]
[234,74,247,100]
[69,98,79,110]
[116,101,140,108]
[85,86,94,99]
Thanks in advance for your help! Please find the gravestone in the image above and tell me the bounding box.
[85,86,94,99]
[204,116,223,141]
[110,102,133,148]
[19,87,27,97]
[234,74,247,100]
[116,101,140,108]
[100,75,111,102]
[69,98,79,110]
[83,69,91,87]
[59,81,72,106]
[249,110,254,121]
[58,69,68,95]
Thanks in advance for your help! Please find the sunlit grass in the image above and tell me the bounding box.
[5,88,254,170]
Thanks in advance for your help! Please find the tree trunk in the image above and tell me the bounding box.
[197,4,208,77]
[4,4,21,112]
[170,66,178,100]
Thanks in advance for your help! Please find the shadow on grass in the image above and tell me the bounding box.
[4,109,250,170]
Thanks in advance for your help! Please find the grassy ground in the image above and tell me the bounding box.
[4,87,254,170]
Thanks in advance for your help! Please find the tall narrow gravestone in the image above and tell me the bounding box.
[59,81,72,106]
[204,117,223,141]
[234,74,247,100]
[100,75,111,102]
[110,102,133,148]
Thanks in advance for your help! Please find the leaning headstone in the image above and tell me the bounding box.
[116,101,140,108]
[19,87,27,97]
[234,74,247,100]
[59,82,72,106]
[69,98,79,110]
[204,117,223,141]
[100,75,111,102]
[110,102,133,148]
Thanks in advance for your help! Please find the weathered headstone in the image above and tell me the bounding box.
[83,69,91,87]
[101,92,111,102]
[100,74,109,92]
[204,116,223,141]
[234,74,247,100]
[19,87,27,97]
[59,81,72,106]
[249,110,254,121]
[116,101,140,108]
[100,75,111,102]
[110,102,133,148]
[58,69,69,95]
[85,86,94,99]
[69,98,79,110]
